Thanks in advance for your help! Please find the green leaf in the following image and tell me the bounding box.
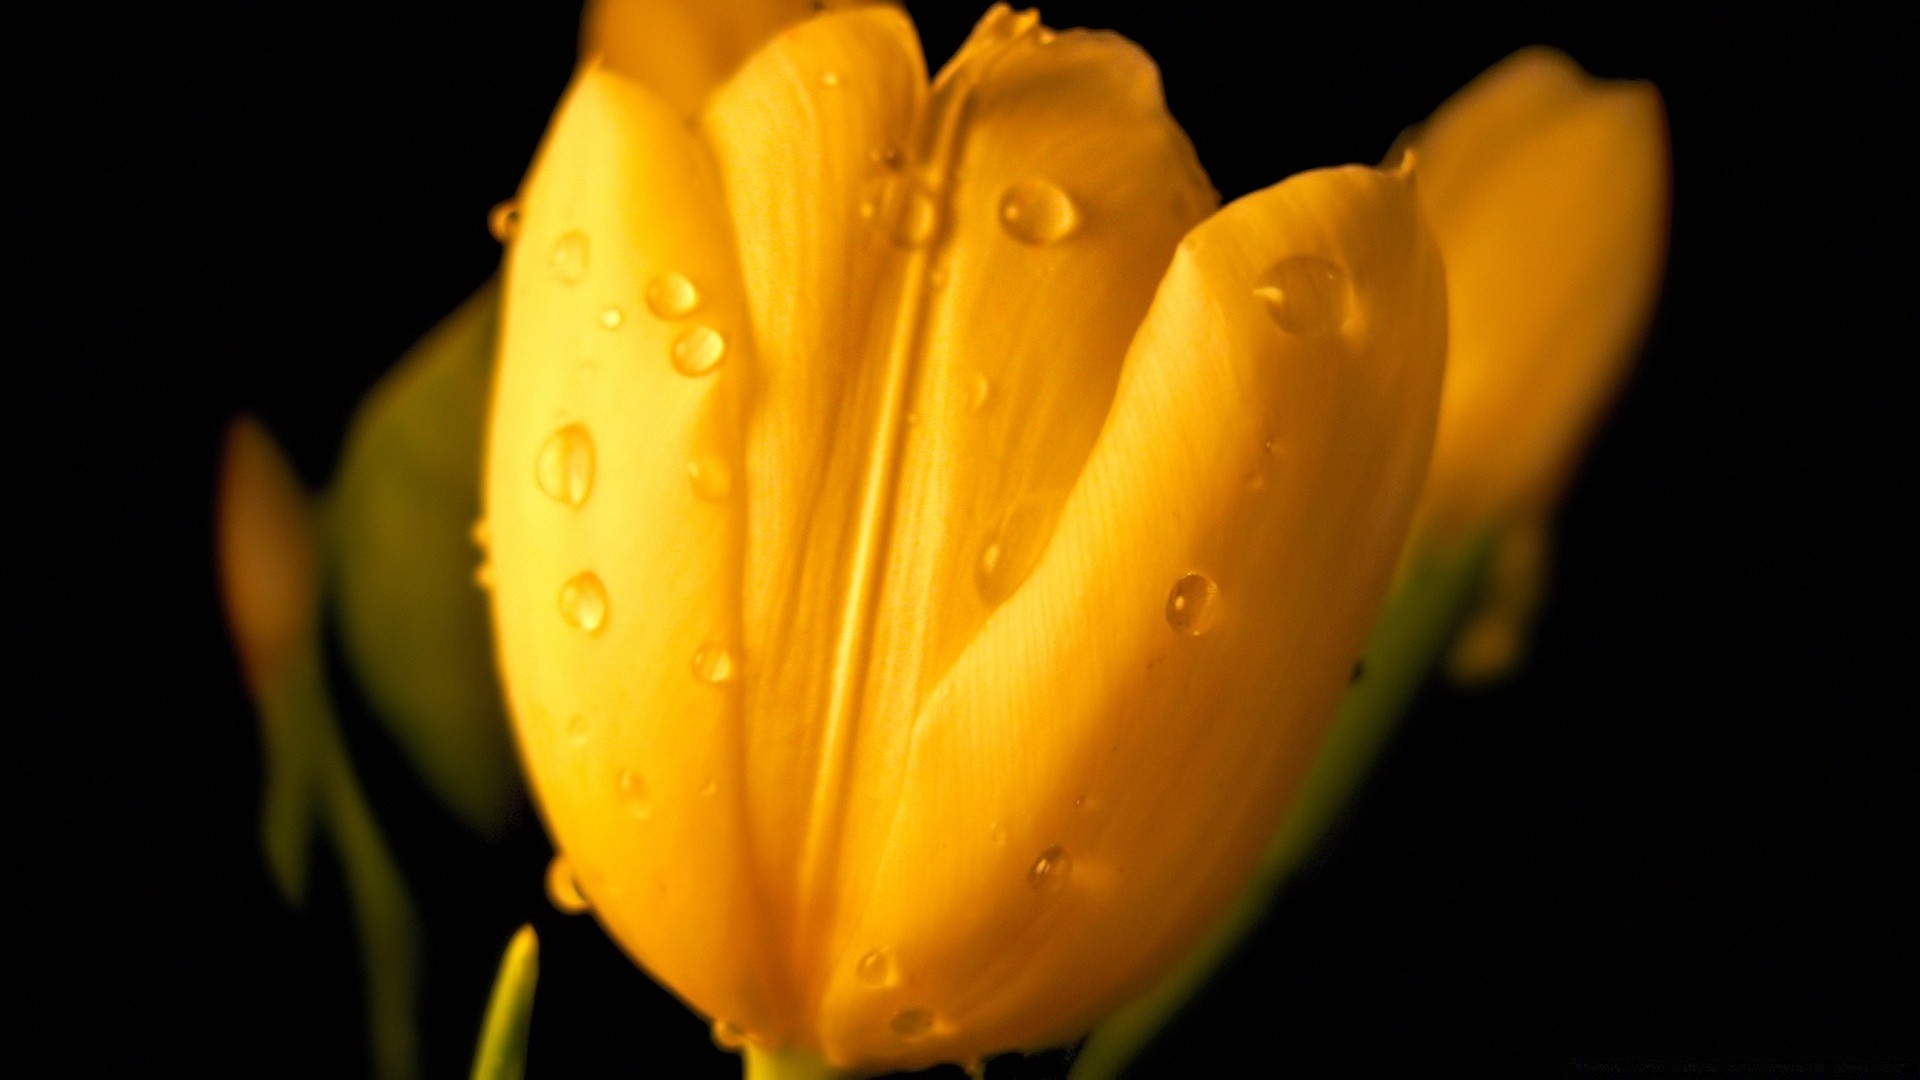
[470,925,540,1080]
[1069,534,1495,1080]
[326,281,520,835]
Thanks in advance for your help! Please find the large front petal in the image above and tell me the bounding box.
[1409,47,1668,538]
[482,63,777,1035]
[819,163,1447,1067]
[697,2,1214,1023]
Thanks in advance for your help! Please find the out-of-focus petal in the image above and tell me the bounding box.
[218,416,318,694]
[483,63,780,1037]
[1447,510,1549,683]
[585,0,887,117]
[819,162,1446,1069]
[1410,47,1669,538]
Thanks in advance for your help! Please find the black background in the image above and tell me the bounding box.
[25,1,1913,1076]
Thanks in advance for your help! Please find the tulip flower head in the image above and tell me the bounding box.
[482,2,1447,1072]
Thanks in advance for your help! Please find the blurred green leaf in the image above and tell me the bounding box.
[1070,533,1494,1080]
[327,281,519,835]
[470,925,540,1080]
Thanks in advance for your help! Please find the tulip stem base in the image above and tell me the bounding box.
[742,1047,852,1080]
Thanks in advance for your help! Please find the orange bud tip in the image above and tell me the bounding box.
[216,416,319,694]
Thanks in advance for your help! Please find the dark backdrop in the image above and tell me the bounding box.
[25,2,1913,1076]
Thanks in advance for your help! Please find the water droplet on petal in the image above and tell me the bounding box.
[559,571,608,633]
[487,200,519,242]
[545,854,590,914]
[646,272,700,318]
[999,178,1079,245]
[871,145,905,170]
[890,1008,934,1037]
[472,562,494,590]
[692,641,737,684]
[818,69,842,87]
[855,948,897,987]
[1165,572,1220,637]
[711,1019,748,1051]
[976,493,1063,605]
[1027,845,1071,891]
[469,518,490,549]
[988,822,1007,847]
[617,769,653,820]
[671,326,726,376]
[687,456,732,501]
[565,714,589,746]
[535,423,594,506]
[550,231,589,282]
[968,371,992,413]
[1254,255,1349,335]
[892,187,939,248]
[598,306,625,330]
[700,778,718,797]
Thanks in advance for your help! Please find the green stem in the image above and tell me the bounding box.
[1069,536,1493,1080]
[742,1046,854,1080]
[277,643,425,1080]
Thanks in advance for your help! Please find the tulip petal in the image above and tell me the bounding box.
[1410,47,1668,537]
[819,163,1446,1067]
[484,64,777,1034]
[584,0,818,117]
[696,8,927,982]
[699,7,1217,1005]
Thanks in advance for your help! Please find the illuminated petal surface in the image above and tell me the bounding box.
[487,4,1445,1067]
[1410,47,1669,537]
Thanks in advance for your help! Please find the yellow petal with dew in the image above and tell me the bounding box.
[697,4,1215,1010]
[1410,47,1669,539]
[484,61,779,1038]
[819,160,1447,1070]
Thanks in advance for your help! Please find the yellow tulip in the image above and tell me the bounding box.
[1402,47,1669,680]
[481,3,1445,1074]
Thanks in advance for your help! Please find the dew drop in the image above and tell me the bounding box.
[559,571,608,633]
[998,178,1079,245]
[487,200,520,242]
[545,855,590,914]
[870,145,905,170]
[967,371,992,413]
[855,948,897,987]
[468,518,490,549]
[1165,572,1220,637]
[550,230,589,283]
[892,187,939,248]
[711,1019,748,1051]
[616,769,653,820]
[818,69,842,88]
[534,423,595,507]
[646,272,701,318]
[1253,255,1350,335]
[976,493,1062,605]
[700,778,719,797]
[687,456,733,501]
[890,1008,934,1038]
[671,326,727,376]
[988,822,1007,847]
[692,641,737,684]
[1027,845,1071,892]
[565,714,589,746]
[472,562,494,590]
[598,306,625,330]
